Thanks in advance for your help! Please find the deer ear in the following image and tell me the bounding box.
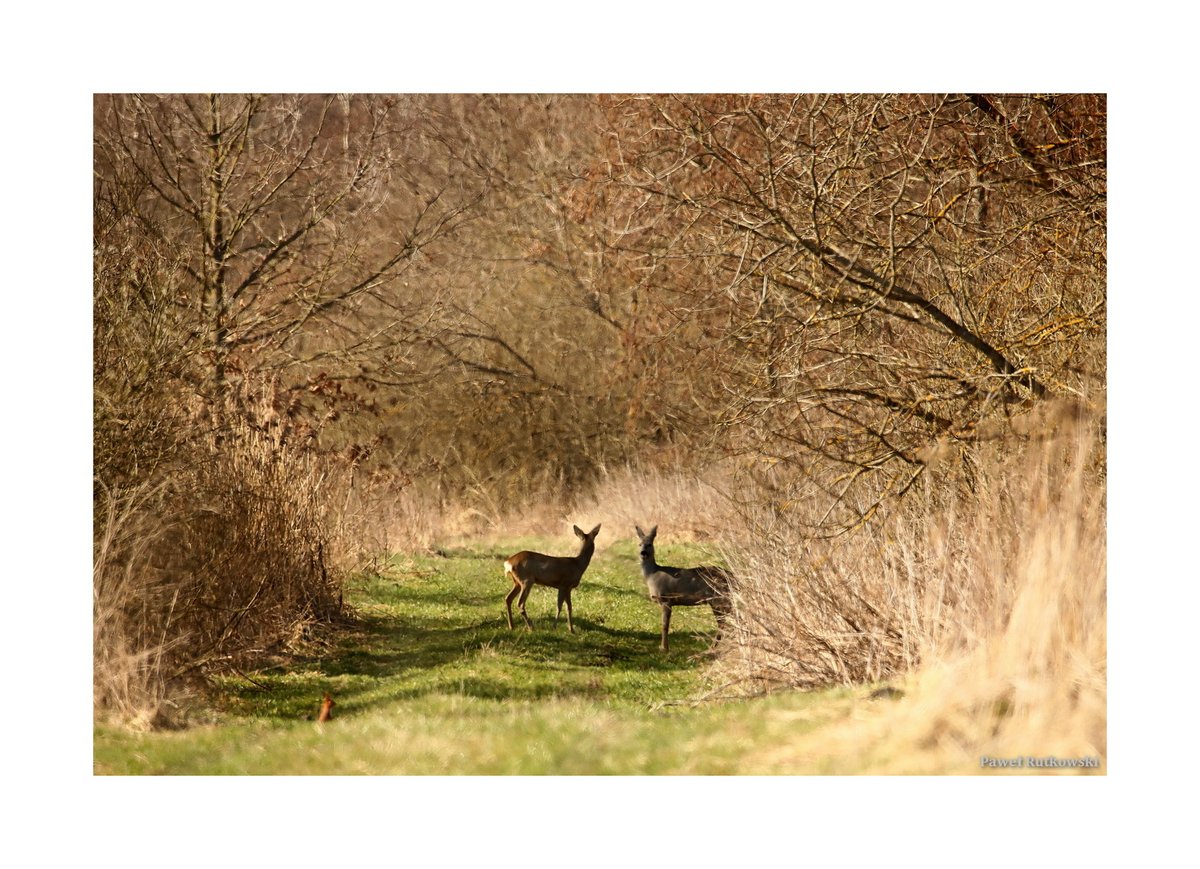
[647,525,657,541]
[635,525,645,538]
[573,525,585,538]
[590,524,601,537]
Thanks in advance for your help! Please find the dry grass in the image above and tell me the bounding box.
[325,470,563,559]
[94,427,342,727]
[337,462,743,558]
[93,481,180,729]
[326,470,446,563]
[878,425,1105,771]
[570,464,741,546]
[717,410,1106,771]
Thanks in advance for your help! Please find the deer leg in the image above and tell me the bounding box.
[517,581,536,631]
[711,601,729,644]
[660,604,672,652]
[564,590,574,634]
[555,588,566,627]
[505,582,521,630]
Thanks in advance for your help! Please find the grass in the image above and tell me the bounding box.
[93,535,878,775]
[93,531,1102,775]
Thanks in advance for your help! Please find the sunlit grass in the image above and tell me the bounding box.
[95,538,842,775]
[94,496,1103,776]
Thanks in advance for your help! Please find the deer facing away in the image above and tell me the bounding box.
[504,524,601,633]
[635,525,731,652]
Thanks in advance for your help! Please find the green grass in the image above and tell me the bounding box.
[93,537,871,774]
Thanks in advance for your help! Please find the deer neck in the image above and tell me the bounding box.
[576,539,596,568]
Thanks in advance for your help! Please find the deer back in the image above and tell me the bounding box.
[644,564,729,606]
[505,523,600,591]
[506,550,591,590]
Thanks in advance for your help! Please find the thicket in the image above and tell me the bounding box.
[94,214,341,724]
[593,94,1106,697]
[94,94,1105,727]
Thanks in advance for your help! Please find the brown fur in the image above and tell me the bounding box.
[504,524,601,633]
[318,693,335,722]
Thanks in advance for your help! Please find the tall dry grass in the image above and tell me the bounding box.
[94,428,343,727]
[716,408,1106,769]
[571,464,740,543]
[876,418,1106,771]
[331,461,744,558]
[320,461,546,559]
[93,481,180,728]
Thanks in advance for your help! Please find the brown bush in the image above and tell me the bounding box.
[717,405,1105,696]
[94,210,343,726]
[94,428,342,726]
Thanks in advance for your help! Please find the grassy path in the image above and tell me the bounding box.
[93,537,872,774]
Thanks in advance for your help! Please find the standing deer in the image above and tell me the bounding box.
[504,524,601,633]
[635,525,731,652]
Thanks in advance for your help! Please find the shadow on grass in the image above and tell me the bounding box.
[331,611,709,675]
[221,549,720,723]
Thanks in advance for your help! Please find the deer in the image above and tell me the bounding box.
[504,524,601,633]
[635,525,732,652]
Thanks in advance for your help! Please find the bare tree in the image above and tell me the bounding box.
[602,94,1106,533]
[94,94,485,438]
[346,95,652,503]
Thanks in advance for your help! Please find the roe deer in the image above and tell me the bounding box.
[635,525,731,652]
[504,524,601,633]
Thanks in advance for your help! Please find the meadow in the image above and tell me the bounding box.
[92,94,1106,779]
[94,537,903,775]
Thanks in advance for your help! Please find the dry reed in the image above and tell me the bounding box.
[571,464,741,545]
[94,426,342,726]
[716,411,1106,770]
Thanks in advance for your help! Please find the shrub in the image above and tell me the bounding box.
[718,406,1105,697]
